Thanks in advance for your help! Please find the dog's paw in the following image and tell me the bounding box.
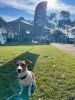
[28,94,31,97]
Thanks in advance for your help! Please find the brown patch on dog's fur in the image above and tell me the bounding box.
[16,61,26,66]
[25,59,32,64]
[15,60,32,71]
[16,60,32,66]
[16,61,26,71]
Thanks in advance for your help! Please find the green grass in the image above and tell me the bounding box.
[0,45,75,100]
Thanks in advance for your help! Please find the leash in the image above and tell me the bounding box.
[4,93,17,100]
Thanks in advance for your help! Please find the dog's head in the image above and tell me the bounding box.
[15,59,32,73]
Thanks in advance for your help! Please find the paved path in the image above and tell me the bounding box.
[51,43,75,56]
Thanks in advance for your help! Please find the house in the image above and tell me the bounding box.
[7,30,15,42]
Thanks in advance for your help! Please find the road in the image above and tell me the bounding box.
[51,43,75,56]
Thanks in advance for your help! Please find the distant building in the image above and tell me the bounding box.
[0,27,16,44]
[0,27,7,44]
[67,33,75,44]
[49,30,67,43]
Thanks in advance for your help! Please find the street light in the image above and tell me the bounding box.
[15,33,18,35]
[26,31,30,34]
[25,31,30,43]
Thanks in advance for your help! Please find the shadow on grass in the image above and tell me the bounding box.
[0,49,39,99]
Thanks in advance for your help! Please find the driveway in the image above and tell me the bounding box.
[51,43,75,56]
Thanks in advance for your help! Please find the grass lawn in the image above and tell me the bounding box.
[0,45,75,100]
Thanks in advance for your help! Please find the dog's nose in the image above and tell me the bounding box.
[17,69,21,73]
[17,65,22,73]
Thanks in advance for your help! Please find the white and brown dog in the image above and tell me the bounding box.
[15,59,36,96]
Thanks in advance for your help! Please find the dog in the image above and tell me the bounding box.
[15,59,36,96]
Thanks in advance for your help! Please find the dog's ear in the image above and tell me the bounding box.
[13,60,18,64]
[25,59,32,65]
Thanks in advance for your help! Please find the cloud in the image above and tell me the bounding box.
[0,0,75,15]
[0,0,35,14]
[59,3,75,14]
[0,15,17,21]
[47,0,75,15]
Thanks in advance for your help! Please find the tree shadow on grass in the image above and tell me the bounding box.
[0,50,39,99]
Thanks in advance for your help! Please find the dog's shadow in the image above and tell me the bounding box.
[0,51,39,99]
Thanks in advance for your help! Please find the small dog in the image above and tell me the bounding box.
[15,59,36,96]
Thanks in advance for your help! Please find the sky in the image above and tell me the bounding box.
[0,0,75,22]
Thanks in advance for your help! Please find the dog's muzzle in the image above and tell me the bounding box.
[17,69,22,73]
[17,66,22,73]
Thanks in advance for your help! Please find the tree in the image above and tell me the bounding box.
[0,17,6,28]
[60,10,70,20]
[58,10,72,39]
[58,10,71,27]
[46,13,58,33]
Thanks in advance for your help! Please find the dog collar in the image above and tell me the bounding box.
[19,73,28,80]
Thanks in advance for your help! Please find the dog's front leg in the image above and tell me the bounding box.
[19,85,23,95]
[33,79,36,87]
[28,86,32,96]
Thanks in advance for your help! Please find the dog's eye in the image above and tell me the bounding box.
[21,64,25,67]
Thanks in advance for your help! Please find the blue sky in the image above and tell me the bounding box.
[0,0,75,21]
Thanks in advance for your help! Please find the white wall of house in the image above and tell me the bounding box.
[0,28,7,44]
[8,32,14,38]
